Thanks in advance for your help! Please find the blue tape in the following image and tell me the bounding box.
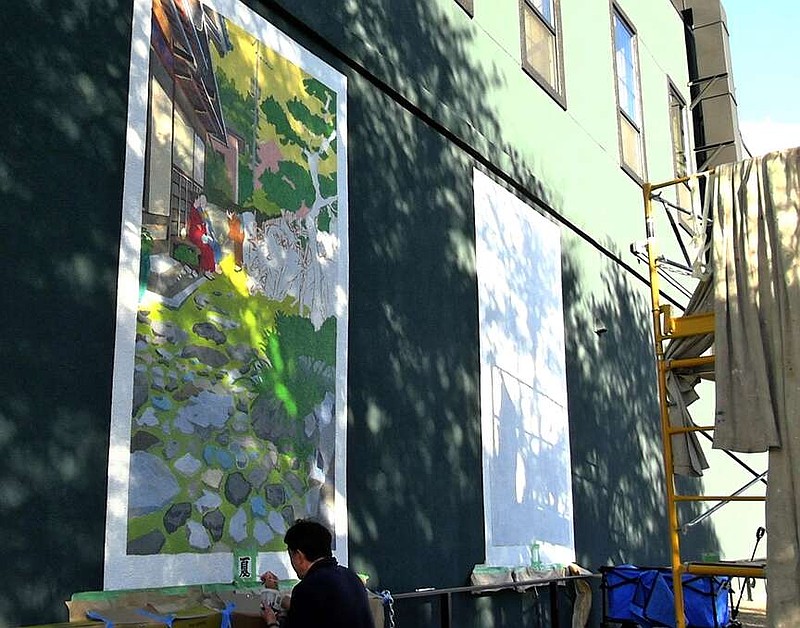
[86,610,113,628]
[219,602,235,628]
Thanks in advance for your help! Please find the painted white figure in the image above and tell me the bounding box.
[243,130,339,329]
[241,211,258,269]
[243,206,337,330]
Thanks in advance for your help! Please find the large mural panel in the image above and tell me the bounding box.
[105,0,348,588]
[474,169,574,569]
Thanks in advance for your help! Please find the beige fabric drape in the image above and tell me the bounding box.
[665,277,713,476]
[711,146,800,628]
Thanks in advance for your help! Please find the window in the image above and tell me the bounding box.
[668,83,693,212]
[612,8,645,178]
[455,0,474,17]
[520,0,565,105]
[668,85,688,178]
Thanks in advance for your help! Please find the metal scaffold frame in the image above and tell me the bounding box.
[642,172,767,628]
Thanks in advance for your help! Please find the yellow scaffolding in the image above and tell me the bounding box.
[642,174,767,628]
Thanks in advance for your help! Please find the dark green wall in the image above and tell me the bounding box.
[346,77,485,583]
[1,1,133,625]
[0,1,719,626]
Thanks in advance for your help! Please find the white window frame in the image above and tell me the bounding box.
[668,82,689,179]
[612,6,646,180]
[519,0,566,108]
[455,0,474,17]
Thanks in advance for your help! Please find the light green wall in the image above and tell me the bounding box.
[433,0,694,268]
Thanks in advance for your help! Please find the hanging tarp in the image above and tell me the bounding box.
[665,277,713,477]
[711,146,800,628]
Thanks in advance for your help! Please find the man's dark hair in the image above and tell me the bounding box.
[284,519,333,561]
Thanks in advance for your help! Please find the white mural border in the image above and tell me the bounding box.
[104,0,349,589]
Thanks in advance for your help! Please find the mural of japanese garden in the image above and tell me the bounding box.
[123,0,347,558]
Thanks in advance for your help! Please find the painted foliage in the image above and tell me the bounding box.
[106,0,348,587]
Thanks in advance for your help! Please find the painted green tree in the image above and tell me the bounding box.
[214,68,261,210]
[205,148,233,207]
[259,78,338,225]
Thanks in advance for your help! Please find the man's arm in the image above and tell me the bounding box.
[259,603,279,628]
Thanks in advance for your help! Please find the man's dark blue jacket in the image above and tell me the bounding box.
[283,557,375,628]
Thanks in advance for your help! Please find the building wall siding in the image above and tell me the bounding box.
[0,0,734,625]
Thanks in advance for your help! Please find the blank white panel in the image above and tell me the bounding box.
[474,168,574,568]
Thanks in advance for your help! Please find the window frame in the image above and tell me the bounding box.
[519,0,567,109]
[455,0,474,17]
[667,80,689,179]
[611,5,646,182]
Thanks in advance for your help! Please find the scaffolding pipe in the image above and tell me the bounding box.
[644,183,688,628]
[682,472,769,531]
[643,169,766,628]
[674,495,766,502]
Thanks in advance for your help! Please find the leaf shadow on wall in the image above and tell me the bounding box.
[561,240,721,618]
[0,1,133,626]
[258,2,560,627]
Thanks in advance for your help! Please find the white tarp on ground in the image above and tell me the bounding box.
[711,146,800,628]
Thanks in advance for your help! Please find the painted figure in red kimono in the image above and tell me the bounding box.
[187,195,219,276]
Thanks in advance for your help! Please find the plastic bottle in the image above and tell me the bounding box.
[530,542,542,569]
